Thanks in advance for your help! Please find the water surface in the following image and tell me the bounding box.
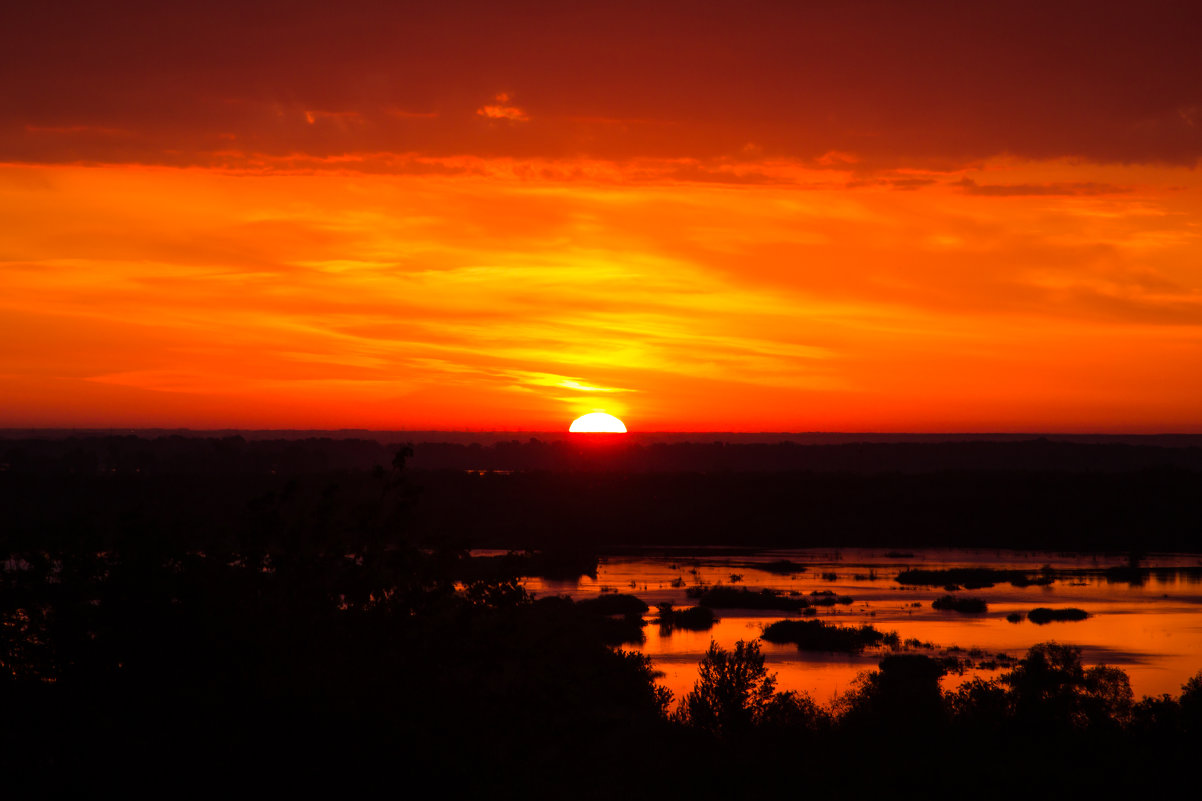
[524,548,1202,704]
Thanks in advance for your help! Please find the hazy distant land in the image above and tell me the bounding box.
[5,428,1202,447]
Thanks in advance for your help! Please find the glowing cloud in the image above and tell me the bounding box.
[476,93,530,122]
[1,156,1199,432]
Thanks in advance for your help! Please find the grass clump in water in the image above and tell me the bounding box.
[688,586,814,611]
[932,595,988,614]
[1027,607,1089,624]
[761,619,899,654]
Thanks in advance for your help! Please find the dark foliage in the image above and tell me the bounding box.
[657,603,716,631]
[675,640,777,736]
[1179,670,1202,734]
[572,594,649,645]
[932,595,989,614]
[760,619,898,653]
[687,586,813,611]
[899,568,1023,589]
[838,654,947,728]
[807,589,854,606]
[997,643,1134,731]
[1028,607,1090,624]
[575,593,649,617]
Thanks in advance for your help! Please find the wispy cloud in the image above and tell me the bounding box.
[476,93,530,122]
[956,177,1127,197]
[1,157,1200,430]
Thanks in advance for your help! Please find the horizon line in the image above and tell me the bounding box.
[3,427,1202,438]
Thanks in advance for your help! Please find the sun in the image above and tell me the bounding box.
[569,412,627,433]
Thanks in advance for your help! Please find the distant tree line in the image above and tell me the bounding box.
[6,434,1202,474]
[5,436,1202,552]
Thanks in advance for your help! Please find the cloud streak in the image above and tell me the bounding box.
[476,94,530,122]
[1,156,1200,431]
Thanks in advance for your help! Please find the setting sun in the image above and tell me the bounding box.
[569,413,628,433]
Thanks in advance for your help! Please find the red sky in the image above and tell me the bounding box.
[2,1,1201,431]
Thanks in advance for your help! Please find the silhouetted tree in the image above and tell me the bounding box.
[676,640,776,737]
[1002,642,1086,727]
[1129,694,1182,737]
[999,642,1133,731]
[756,689,828,734]
[1181,670,1202,734]
[948,675,1010,730]
[837,654,947,729]
[1080,663,1134,729]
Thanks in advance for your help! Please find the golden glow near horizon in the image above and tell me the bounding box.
[1,157,1200,431]
[569,413,628,433]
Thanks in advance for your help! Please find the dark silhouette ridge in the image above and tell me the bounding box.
[7,434,1202,474]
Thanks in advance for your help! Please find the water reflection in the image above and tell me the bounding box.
[521,548,1202,700]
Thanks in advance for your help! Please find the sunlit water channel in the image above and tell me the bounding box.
[521,548,1202,705]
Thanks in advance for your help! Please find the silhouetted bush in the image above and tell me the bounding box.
[932,595,988,614]
[948,676,1010,728]
[838,654,947,728]
[656,603,715,631]
[687,586,812,611]
[1027,607,1089,624]
[807,590,854,606]
[576,593,649,617]
[757,690,829,733]
[575,593,648,645]
[760,619,896,653]
[897,568,1040,589]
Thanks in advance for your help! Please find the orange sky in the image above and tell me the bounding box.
[2,2,1201,431]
